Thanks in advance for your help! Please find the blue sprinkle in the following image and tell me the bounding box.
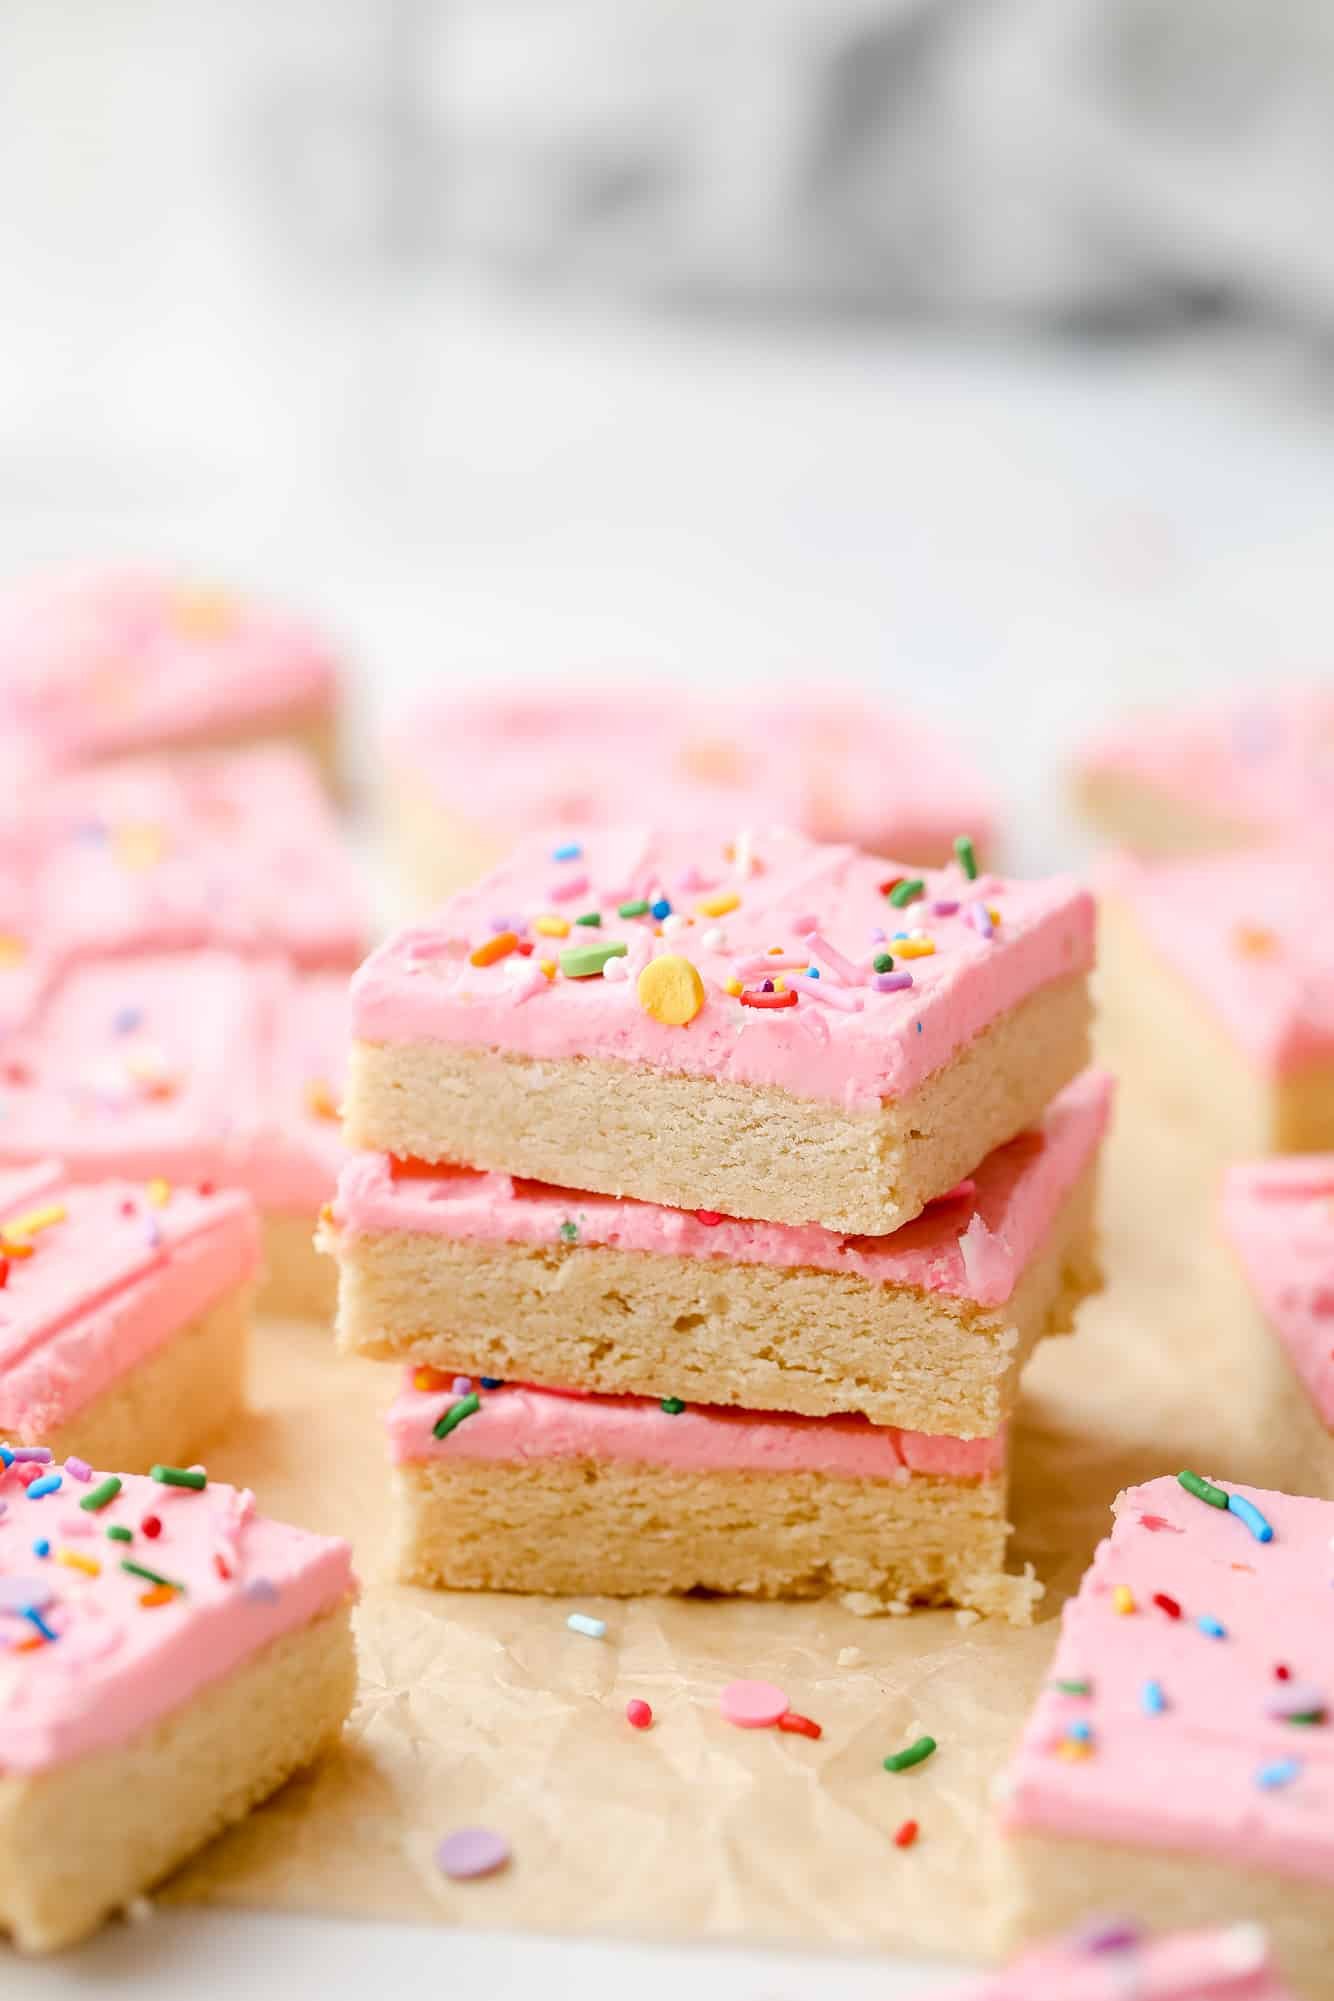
[551,841,582,863]
[567,1612,606,1639]
[807,966,820,979]
[916,1021,922,1033]
[1066,1718,1093,1742]
[893,931,909,941]
[32,1538,50,1558]
[1256,1757,1301,1790]
[1227,1493,1274,1544]
[1197,1615,1227,1639]
[112,1006,144,1036]
[26,1474,61,1501]
[0,1444,11,1468]
[24,1607,56,1641]
[650,898,671,920]
[480,1377,504,1390]
[1141,1680,1166,1716]
[244,1577,280,1605]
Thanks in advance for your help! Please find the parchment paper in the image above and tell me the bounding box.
[163,1070,1334,1965]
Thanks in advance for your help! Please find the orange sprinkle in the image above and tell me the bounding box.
[1112,1585,1135,1615]
[470,931,519,968]
[56,1549,101,1578]
[697,892,740,919]
[318,1202,335,1227]
[893,1819,919,1849]
[538,958,557,980]
[1057,1738,1094,1761]
[533,915,570,938]
[1234,924,1278,959]
[413,1364,453,1392]
[139,1585,176,1609]
[304,1079,340,1121]
[987,905,1002,926]
[14,1633,46,1651]
[0,1239,33,1260]
[0,934,26,968]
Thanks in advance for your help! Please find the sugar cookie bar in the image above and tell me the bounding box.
[249,970,347,1319]
[1221,1156,1334,1431]
[346,828,1094,1235]
[387,683,998,904]
[996,1474,1334,1996]
[0,1463,356,1952]
[1077,686,1334,855]
[330,1070,1109,1436]
[387,1375,1038,1621]
[0,1162,259,1469]
[932,1925,1289,2000]
[1099,849,1334,1155]
[0,568,340,782]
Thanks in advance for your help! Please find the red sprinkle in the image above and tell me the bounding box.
[3,1061,30,1086]
[1275,1664,1292,1681]
[515,939,535,956]
[695,1211,723,1227]
[893,1819,919,1849]
[777,1711,822,1740]
[214,1554,232,1581]
[626,1699,653,1730]
[739,988,799,1010]
[198,1181,215,1197]
[1151,1592,1181,1619]
[0,1258,8,1289]
[878,877,905,898]
[1138,1514,1182,1534]
[141,1514,162,1540]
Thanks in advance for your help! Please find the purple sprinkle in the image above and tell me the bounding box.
[1265,1683,1326,1719]
[64,1456,92,1483]
[10,1447,52,1464]
[112,1006,143,1036]
[761,978,774,993]
[1077,1918,1142,1955]
[931,899,960,917]
[0,1575,55,1614]
[968,902,995,939]
[244,1577,280,1604]
[145,1218,162,1250]
[452,1375,473,1396]
[869,926,886,943]
[434,1827,511,1881]
[872,971,914,993]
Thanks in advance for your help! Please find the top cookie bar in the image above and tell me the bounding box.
[346,827,1094,1233]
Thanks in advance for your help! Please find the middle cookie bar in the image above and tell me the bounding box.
[328,1070,1111,1437]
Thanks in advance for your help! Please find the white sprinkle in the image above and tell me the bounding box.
[124,1895,155,1926]
[602,955,629,982]
[701,927,726,951]
[954,1608,981,1629]
[661,912,686,935]
[836,1646,864,1668]
[1217,1925,1267,1975]
[567,1612,606,1639]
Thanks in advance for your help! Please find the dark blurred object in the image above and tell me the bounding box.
[260,0,1334,327]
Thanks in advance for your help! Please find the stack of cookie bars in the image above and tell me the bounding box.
[328,826,1106,1621]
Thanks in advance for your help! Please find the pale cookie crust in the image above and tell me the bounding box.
[995,1831,1330,2000]
[1076,764,1259,856]
[385,767,512,909]
[346,970,1091,1236]
[337,1162,1099,1435]
[42,1285,250,1475]
[102,704,341,792]
[0,1600,356,1954]
[260,1213,338,1323]
[392,1459,1039,1622]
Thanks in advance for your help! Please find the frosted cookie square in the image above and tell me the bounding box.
[0,1464,355,1952]
[1221,1157,1334,1432]
[933,1925,1289,2000]
[329,1070,1110,1437]
[345,828,1094,1235]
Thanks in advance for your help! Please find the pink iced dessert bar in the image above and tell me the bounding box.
[345,827,1094,1234]
[933,1925,1289,2000]
[0,568,340,779]
[1221,1156,1334,1431]
[0,1162,259,1468]
[997,1474,1334,1992]
[0,1463,356,1950]
[387,682,998,903]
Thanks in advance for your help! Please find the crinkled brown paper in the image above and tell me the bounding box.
[165,1070,1334,1972]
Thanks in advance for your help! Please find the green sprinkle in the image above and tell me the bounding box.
[559,941,628,979]
[1051,1678,1092,1696]
[660,1397,686,1415]
[80,1475,122,1513]
[151,1465,207,1490]
[433,1392,481,1441]
[872,952,894,974]
[573,911,602,927]
[1178,1469,1229,1510]
[1287,1711,1326,1727]
[558,1220,579,1244]
[121,1559,184,1593]
[888,879,925,909]
[106,1525,133,1544]
[618,899,650,919]
[954,834,978,881]
[883,1735,936,1773]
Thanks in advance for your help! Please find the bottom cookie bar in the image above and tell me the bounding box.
[935,1923,1290,2000]
[387,1378,1037,1621]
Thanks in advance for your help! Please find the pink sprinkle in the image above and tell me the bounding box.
[64,1457,92,1484]
[800,976,864,1013]
[13,1462,41,1487]
[791,913,819,936]
[720,1678,789,1729]
[732,953,812,978]
[58,1516,94,1538]
[806,932,861,985]
[547,872,590,904]
[626,1698,653,1730]
[931,900,960,917]
[873,971,914,993]
[506,963,549,1006]
[1138,1514,1183,1534]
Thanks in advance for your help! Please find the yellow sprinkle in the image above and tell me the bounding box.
[0,935,26,968]
[56,1549,101,1578]
[896,939,936,959]
[171,586,236,638]
[318,1202,335,1227]
[533,915,570,938]
[987,905,1002,926]
[146,1177,171,1209]
[773,978,787,993]
[538,958,557,980]
[304,1079,340,1121]
[724,977,743,997]
[4,1204,66,1241]
[113,822,167,871]
[636,954,706,1026]
[697,892,740,919]
[1112,1585,1135,1615]
[1056,1738,1093,1762]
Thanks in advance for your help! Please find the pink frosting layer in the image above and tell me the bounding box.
[0,954,347,1221]
[1001,1475,1334,1886]
[352,828,1093,1111]
[391,683,997,861]
[387,1374,1005,1481]
[0,1163,260,1441]
[0,1465,353,1774]
[16,747,366,974]
[1105,848,1334,1076]
[336,1070,1112,1309]
[0,569,337,767]
[935,1927,1289,2001]
[1080,685,1334,843]
[1221,1157,1334,1431]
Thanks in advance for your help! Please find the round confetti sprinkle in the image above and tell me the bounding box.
[720,1679,788,1728]
[560,940,628,979]
[626,1699,653,1730]
[637,953,706,1026]
[434,1827,511,1880]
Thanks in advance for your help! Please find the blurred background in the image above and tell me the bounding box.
[2,0,1332,870]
